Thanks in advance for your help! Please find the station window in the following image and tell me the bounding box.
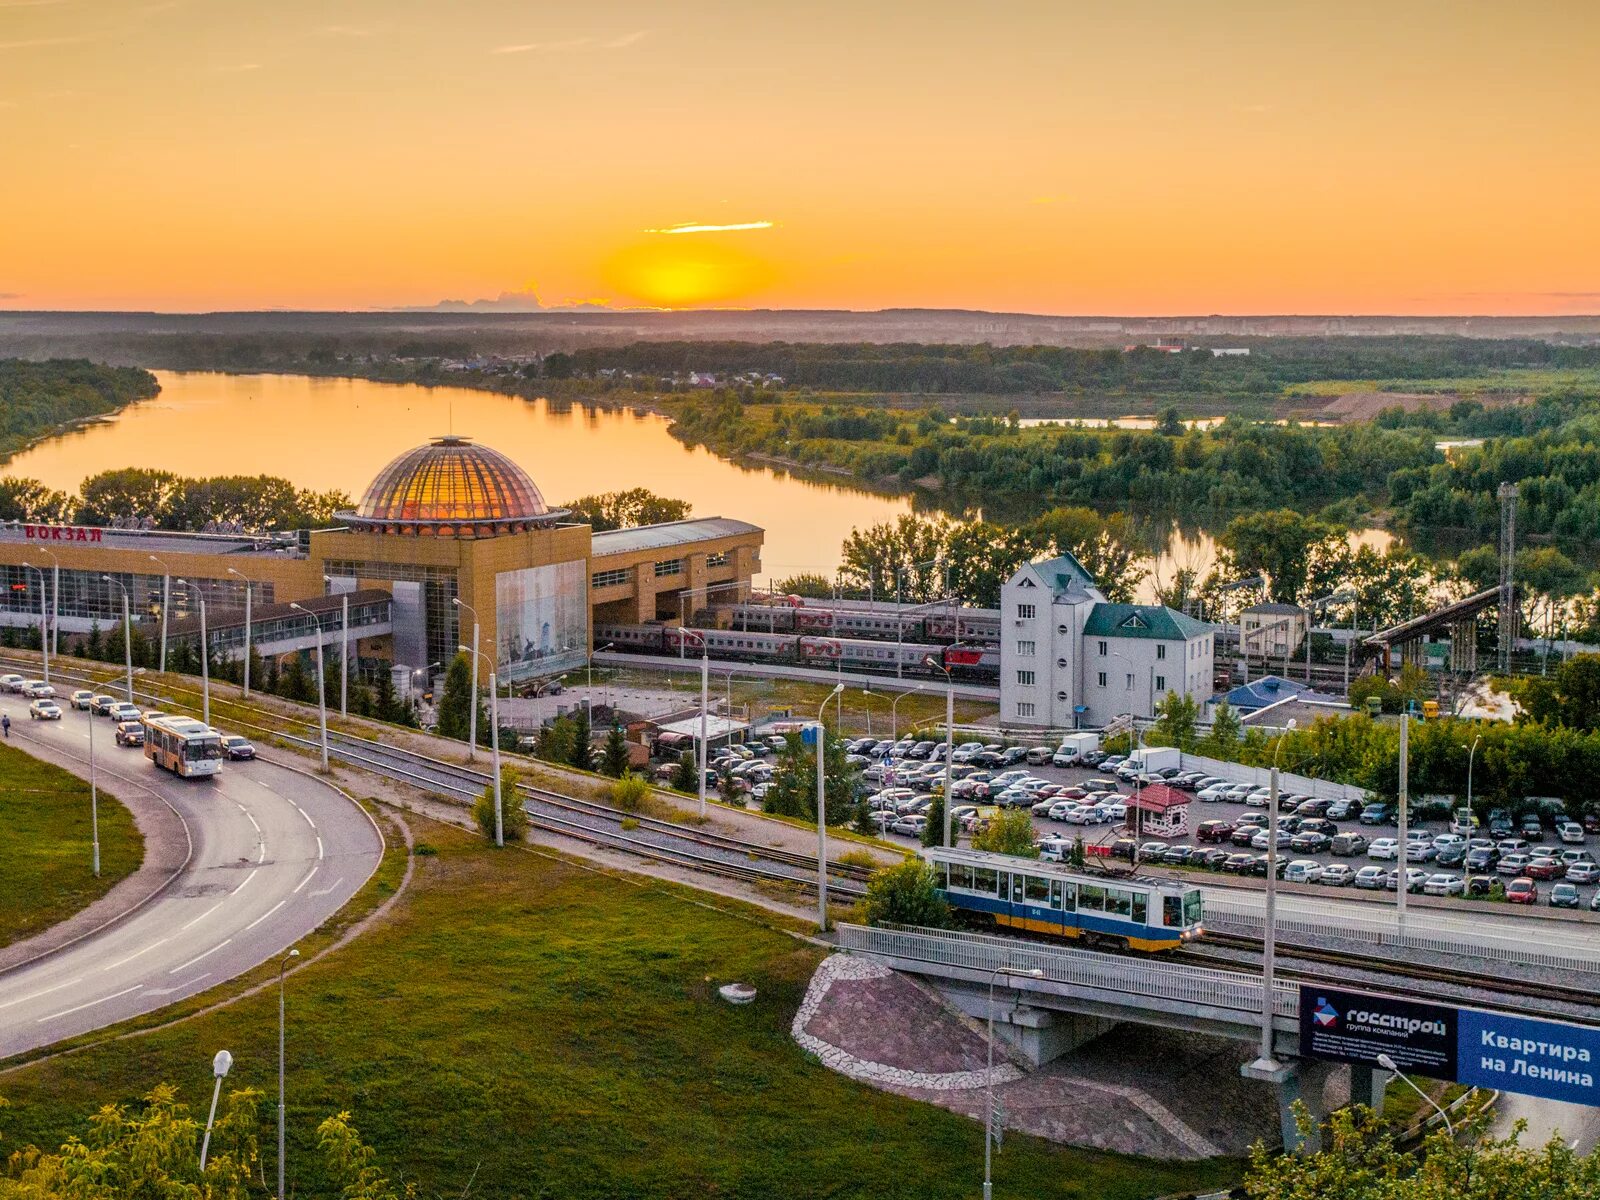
[1016,669,1035,686]
[1017,603,1036,619]
[1156,644,1167,660]
[1097,671,1107,688]
[1155,675,1166,692]
[1098,640,1107,655]
[1016,701,1035,718]
[591,567,631,588]
[1017,639,1035,656]
[706,551,730,568]
[654,558,683,578]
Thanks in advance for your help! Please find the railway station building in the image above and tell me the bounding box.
[0,436,762,687]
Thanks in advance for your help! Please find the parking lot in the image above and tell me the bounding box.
[854,738,1600,915]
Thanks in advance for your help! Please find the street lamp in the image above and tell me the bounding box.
[815,682,844,931]
[1461,735,1481,822]
[451,597,480,760]
[984,965,1043,1200]
[461,642,504,847]
[922,651,958,847]
[1250,719,1297,1076]
[101,575,134,701]
[20,560,49,683]
[33,548,59,661]
[174,580,210,727]
[288,604,328,771]
[148,554,172,672]
[1376,1053,1454,1138]
[889,684,926,744]
[226,568,253,697]
[326,577,349,719]
[588,642,614,707]
[860,687,875,739]
[199,1048,234,1171]
[277,948,299,1200]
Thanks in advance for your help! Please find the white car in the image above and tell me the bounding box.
[1563,861,1600,884]
[1318,864,1356,887]
[1422,873,1465,896]
[21,680,54,699]
[1367,838,1400,861]
[950,741,986,763]
[1284,860,1324,884]
[108,703,142,722]
[1048,800,1082,822]
[890,814,928,837]
[0,673,25,693]
[1558,822,1585,844]
[70,689,94,710]
[28,698,61,720]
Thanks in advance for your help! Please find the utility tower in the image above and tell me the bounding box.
[1497,481,1518,672]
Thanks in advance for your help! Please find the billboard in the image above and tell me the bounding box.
[1299,985,1600,1107]
[494,562,588,683]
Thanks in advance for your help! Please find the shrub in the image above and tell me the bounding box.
[858,859,950,928]
[472,766,528,843]
[610,772,652,813]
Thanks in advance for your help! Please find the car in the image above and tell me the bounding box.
[1404,840,1437,863]
[1520,815,1546,841]
[1495,838,1530,855]
[221,734,255,760]
[108,703,141,722]
[1559,847,1596,865]
[1135,841,1170,861]
[1354,865,1389,890]
[1290,831,1331,854]
[1298,817,1338,837]
[27,698,61,720]
[1278,816,1306,836]
[1367,838,1400,861]
[1105,837,1137,861]
[1525,856,1565,880]
[1295,798,1332,818]
[1486,808,1512,835]
[1465,875,1498,897]
[1549,882,1582,909]
[1450,810,1479,835]
[1173,771,1209,790]
[1049,746,1079,768]
[1464,847,1499,872]
[1234,811,1268,828]
[1197,783,1235,802]
[1247,854,1287,879]
[1434,843,1467,868]
[1387,868,1428,893]
[0,673,25,692]
[21,679,54,699]
[890,814,928,837]
[1422,873,1464,896]
[1360,803,1394,825]
[1591,890,1600,912]
[1195,848,1232,870]
[1506,877,1538,905]
[1196,819,1235,844]
[1243,789,1271,808]
[1220,852,1256,874]
[1558,821,1585,844]
[1331,832,1369,856]
[1024,745,1056,765]
[1251,829,1292,851]
[1284,860,1324,884]
[90,694,119,716]
[1230,825,1262,847]
[1496,853,1533,876]
[1432,832,1465,850]
[1564,861,1600,885]
[906,741,935,760]
[996,747,1029,767]
[115,720,145,746]
[1318,863,1357,887]
[69,689,94,710]
[868,810,897,831]
[1161,844,1197,866]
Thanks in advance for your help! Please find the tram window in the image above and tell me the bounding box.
[1079,885,1105,912]
[1011,875,1026,903]
[1049,880,1063,910]
[1106,888,1132,918]
[1164,896,1183,927]
[1060,882,1076,912]
[973,867,998,896]
[1132,894,1148,924]
[951,863,974,890]
[1025,875,1049,903]
[1184,891,1202,925]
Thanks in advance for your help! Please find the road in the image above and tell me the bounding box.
[1491,1090,1600,1153]
[0,692,382,1061]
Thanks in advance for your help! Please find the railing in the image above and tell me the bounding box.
[1202,896,1600,973]
[838,923,1298,1019]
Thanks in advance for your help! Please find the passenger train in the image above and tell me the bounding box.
[921,845,1205,953]
[594,622,1001,680]
[717,600,1002,645]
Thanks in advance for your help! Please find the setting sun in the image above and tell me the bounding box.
[604,239,778,309]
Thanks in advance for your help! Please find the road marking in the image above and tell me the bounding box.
[233,868,258,896]
[292,865,319,894]
[291,802,317,831]
[309,876,344,898]
[180,900,226,932]
[0,976,83,1011]
[316,836,324,859]
[243,900,286,933]
[257,842,266,863]
[102,935,171,972]
[37,983,143,1023]
[169,940,230,974]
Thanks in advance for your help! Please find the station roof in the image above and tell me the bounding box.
[1082,603,1212,642]
[591,517,762,556]
[0,522,301,558]
[1129,784,1190,813]
[654,714,750,741]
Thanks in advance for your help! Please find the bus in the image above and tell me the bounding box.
[142,714,223,778]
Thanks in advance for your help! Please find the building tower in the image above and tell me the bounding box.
[1497,481,1518,672]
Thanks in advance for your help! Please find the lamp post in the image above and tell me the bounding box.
[199,1048,234,1171]
[277,948,299,1200]
[1397,711,1410,926]
[102,575,134,701]
[699,647,711,818]
[327,577,349,718]
[461,642,503,846]
[148,554,171,672]
[1462,734,1481,822]
[1250,719,1297,1076]
[1376,1053,1454,1137]
[984,965,1044,1200]
[451,597,480,761]
[889,684,924,744]
[88,683,100,875]
[20,561,48,682]
[921,651,958,848]
[226,568,253,697]
[175,580,210,727]
[816,682,844,931]
[35,548,59,661]
[588,642,614,709]
[289,604,328,771]
[861,687,874,739]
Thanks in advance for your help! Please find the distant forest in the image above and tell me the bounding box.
[0,359,159,460]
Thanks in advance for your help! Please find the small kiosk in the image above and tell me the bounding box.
[1125,783,1191,840]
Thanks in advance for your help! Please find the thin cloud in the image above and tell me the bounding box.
[0,35,86,50]
[604,30,649,48]
[493,37,591,54]
[209,62,262,73]
[643,221,774,235]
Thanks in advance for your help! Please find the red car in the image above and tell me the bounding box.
[1197,820,1236,844]
[1525,856,1565,880]
[1506,877,1538,905]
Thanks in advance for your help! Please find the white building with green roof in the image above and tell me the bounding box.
[1000,554,1215,728]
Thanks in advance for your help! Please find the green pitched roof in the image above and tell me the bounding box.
[1025,551,1097,596]
[1082,603,1213,642]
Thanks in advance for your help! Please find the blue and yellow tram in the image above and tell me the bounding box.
[921,846,1205,953]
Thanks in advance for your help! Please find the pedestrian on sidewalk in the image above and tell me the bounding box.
[3,713,11,738]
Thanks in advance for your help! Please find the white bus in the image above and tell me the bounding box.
[142,714,223,778]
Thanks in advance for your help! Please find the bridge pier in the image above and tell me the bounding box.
[1348,1062,1388,1116]
[1241,1057,1339,1151]
[932,982,1119,1067]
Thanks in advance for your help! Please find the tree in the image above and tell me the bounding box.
[1151,690,1200,751]
[971,808,1039,857]
[279,653,314,703]
[1201,699,1242,757]
[435,652,482,744]
[600,725,631,776]
[1027,506,1148,602]
[773,572,835,599]
[762,729,857,824]
[1218,509,1344,603]
[316,1110,420,1200]
[1156,405,1184,436]
[560,488,691,531]
[921,792,947,847]
[567,705,595,771]
[0,476,73,523]
[858,859,950,928]
[542,351,575,378]
[610,771,651,812]
[536,716,578,765]
[670,749,699,793]
[472,765,527,843]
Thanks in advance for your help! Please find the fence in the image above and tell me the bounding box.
[838,923,1298,1019]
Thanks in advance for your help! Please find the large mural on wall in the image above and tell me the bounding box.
[495,562,588,682]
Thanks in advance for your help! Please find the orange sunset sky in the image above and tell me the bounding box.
[2,0,1598,315]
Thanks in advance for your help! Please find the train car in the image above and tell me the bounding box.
[595,622,668,652]
[725,602,798,632]
[943,643,1000,678]
[921,845,1205,953]
[668,626,798,661]
[924,608,1002,644]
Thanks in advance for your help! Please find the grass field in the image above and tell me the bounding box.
[0,823,1238,1199]
[0,739,143,950]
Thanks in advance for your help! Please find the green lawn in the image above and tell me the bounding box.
[0,739,143,950]
[0,823,1238,1199]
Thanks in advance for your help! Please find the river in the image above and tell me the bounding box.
[5,371,1389,600]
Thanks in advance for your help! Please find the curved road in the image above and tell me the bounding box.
[0,693,382,1061]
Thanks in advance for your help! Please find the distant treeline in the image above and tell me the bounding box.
[0,468,350,532]
[0,359,159,458]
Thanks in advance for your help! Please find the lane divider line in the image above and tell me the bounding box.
[179,900,226,933]
[38,983,143,1023]
[0,976,83,1012]
[233,868,259,896]
[242,900,286,933]
[168,940,230,975]
[102,935,171,972]
[292,865,319,895]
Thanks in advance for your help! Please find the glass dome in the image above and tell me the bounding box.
[340,437,563,537]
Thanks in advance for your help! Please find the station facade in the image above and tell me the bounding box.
[0,436,762,686]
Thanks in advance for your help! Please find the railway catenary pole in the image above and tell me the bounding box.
[20,561,48,683]
[699,649,710,818]
[102,575,134,701]
[289,603,329,771]
[339,592,349,718]
[174,580,210,727]
[816,682,843,931]
[452,597,480,762]
[890,684,924,744]
[227,568,252,697]
[984,966,1043,1199]
[148,555,171,673]
[40,550,59,661]
[88,687,100,876]
[1397,711,1409,926]
[1257,720,1296,1070]
[461,642,503,846]
[277,948,299,1200]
